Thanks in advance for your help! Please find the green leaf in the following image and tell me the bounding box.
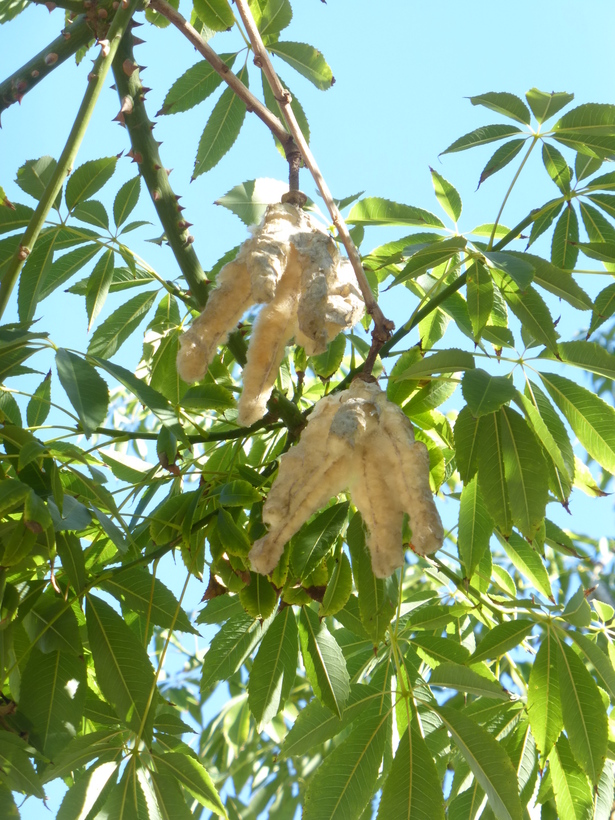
[556,340,615,380]
[411,634,470,667]
[303,712,388,820]
[347,197,444,228]
[238,572,277,618]
[441,124,523,155]
[159,54,235,115]
[466,262,493,338]
[575,240,615,263]
[72,199,108,230]
[56,349,109,438]
[458,475,493,579]
[518,391,572,503]
[430,167,462,221]
[18,228,57,322]
[392,236,466,285]
[540,371,615,475]
[528,198,564,247]
[516,253,592,311]
[291,502,349,579]
[39,242,100,301]
[262,73,310,154]
[16,156,60,207]
[476,412,511,536]
[0,200,33,234]
[478,139,526,187]
[193,67,248,178]
[461,369,514,417]
[90,357,187,445]
[150,770,196,820]
[87,290,157,359]
[595,761,615,820]
[217,479,261,507]
[470,91,531,124]
[429,663,509,699]
[454,406,480,482]
[433,706,523,820]
[56,532,86,594]
[502,285,559,352]
[526,89,574,123]
[579,200,615,244]
[471,619,534,664]
[548,735,594,820]
[85,248,115,330]
[23,590,82,654]
[551,206,579,271]
[320,552,353,616]
[18,648,86,758]
[499,531,552,600]
[101,567,196,634]
[181,383,235,412]
[376,722,445,820]
[26,371,51,427]
[542,143,571,193]
[0,786,18,819]
[309,332,346,378]
[193,0,233,30]
[587,193,615,220]
[269,40,333,90]
[65,157,117,212]
[0,732,45,798]
[113,176,141,228]
[215,177,290,225]
[152,751,227,816]
[556,636,608,784]
[248,607,297,726]
[41,729,125,783]
[499,406,549,540]
[483,250,535,289]
[201,613,269,692]
[568,631,615,703]
[346,513,396,644]
[393,348,474,381]
[553,103,615,158]
[86,594,157,740]
[298,605,349,718]
[91,764,148,820]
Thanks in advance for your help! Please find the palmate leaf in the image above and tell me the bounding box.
[113,175,141,228]
[18,227,57,322]
[526,89,574,123]
[553,103,615,158]
[517,391,572,503]
[200,613,270,692]
[466,261,493,338]
[461,369,515,417]
[555,636,608,784]
[0,732,45,799]
[458,474,493,579]
[56,349,109,438]
[393,348,474,380]
[86,594,157,741]
[469,92,531,125]
[548,735,593,820]
[476,412,511,536]
[568,631,615,703]
[454,405,480,482]
[430,168,462,221]
[39,242,100,301]
[94,763,149,820]
[428,663,509,699]
[551,205,579,270]
[376,723,445,820]
[540,371,615,475]
[193,67,248,178]
[193,0,233,30]
[299,606,349,718]
[248,606,297,727]
[554,340,615,380]
[527,628,563,758]
[499,531,553,600]
[509,252,592,311]
[303,712,388,820]
[501,285,559,353]
[542,142,572,193]
[86,248,115,330]
[433,706,523,820]
[18,648,86,758]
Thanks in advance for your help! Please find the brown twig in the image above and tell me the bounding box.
[233,0,394,375]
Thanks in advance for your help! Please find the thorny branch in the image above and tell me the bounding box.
[233,0,394,375]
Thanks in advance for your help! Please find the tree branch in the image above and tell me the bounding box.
[111,29,209,307]
[233,0,394,376]
[0,0,140,322]
[0,15,93,122]
[30,0,87,13]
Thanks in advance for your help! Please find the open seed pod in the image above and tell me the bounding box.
[177,202,365,426]
[249,379,444,578]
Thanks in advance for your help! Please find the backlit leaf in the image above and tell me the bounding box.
[347,197,444,228]
[298,605,349,718]
[269,40,333,90]
[248,606,297,726]
[458,475,493,579]
[56,349,109,438]
[469,92,531,125]
[65,157,117,212]
[193,68,248,178]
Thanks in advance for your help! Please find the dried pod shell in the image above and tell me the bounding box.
[177,203,364,426]
[249,379,444,578]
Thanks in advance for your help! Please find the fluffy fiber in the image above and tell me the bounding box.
[177,203,364,426]
[249,379,444,578]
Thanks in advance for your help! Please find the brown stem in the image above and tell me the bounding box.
[111,29,209,307]
[233,0,394,376]
[0,15,93,122]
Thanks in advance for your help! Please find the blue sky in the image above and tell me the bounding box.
[2,0,615,815]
